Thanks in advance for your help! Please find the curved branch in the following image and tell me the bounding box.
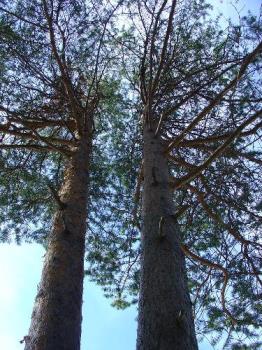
[181,244,237,325]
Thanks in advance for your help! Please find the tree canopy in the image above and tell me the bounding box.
[0,0,124,241]
[0,0,261,349]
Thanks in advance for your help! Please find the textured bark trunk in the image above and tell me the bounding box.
[136,126,198,350]
[25,138,91,350]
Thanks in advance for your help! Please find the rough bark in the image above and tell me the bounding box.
[136,126,198,350]
[24,137,91,350]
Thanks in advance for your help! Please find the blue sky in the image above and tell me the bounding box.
[212,0,261,18]
[0,244,212,350]
[0,243,136,350]
[0,1,261,349]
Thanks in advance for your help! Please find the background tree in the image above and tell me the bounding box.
[0,0,124,348]
[87,1,262,348]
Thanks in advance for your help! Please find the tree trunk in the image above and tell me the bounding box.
[25,138,91,350]
[136,126,198,350]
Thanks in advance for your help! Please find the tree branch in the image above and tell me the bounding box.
[181,244,237,325]
[173,109,262,189]
[166,41,262,152]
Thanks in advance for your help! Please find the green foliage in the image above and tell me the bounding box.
[0,150,57,243]
[0,0,261,348]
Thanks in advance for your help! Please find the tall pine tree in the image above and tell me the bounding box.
[87,1,262,348]
[0,0,123,348]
